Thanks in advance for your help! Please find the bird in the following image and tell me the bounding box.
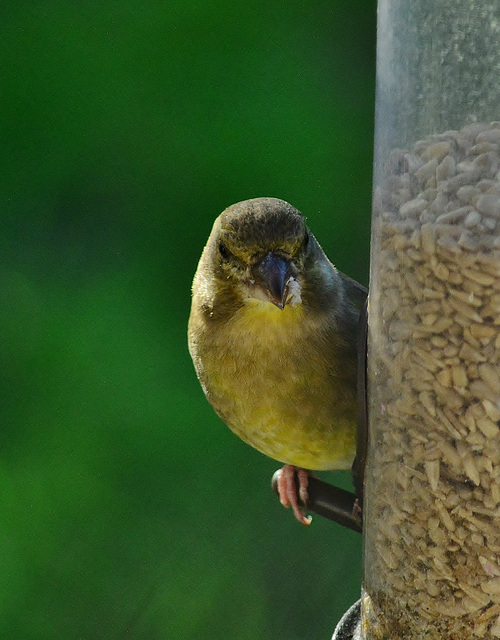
[188,197,367,524]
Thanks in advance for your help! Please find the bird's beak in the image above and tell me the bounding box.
[253,252,292,309]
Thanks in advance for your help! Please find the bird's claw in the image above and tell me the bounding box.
[276,465,312,525]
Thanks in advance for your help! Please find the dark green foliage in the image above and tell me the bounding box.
[0,1,375,637]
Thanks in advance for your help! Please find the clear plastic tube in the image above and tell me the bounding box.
[363,2,500,638]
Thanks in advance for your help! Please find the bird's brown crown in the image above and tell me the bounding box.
[217,198,307,263]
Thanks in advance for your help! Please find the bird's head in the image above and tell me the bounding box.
[207,197,312,310]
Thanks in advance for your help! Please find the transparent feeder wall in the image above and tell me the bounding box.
[363,1,500,639]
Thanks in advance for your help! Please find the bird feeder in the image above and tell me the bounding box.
[361,1,500,638]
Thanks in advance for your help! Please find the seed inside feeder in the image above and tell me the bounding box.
[365,122,500,639]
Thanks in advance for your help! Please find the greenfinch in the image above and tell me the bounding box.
[188,197,366,524]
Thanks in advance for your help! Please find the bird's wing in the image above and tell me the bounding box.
[338,271,368,311]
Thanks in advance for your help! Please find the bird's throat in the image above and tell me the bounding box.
[236,297,305,332]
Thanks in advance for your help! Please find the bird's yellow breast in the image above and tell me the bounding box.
[197,298,356,471]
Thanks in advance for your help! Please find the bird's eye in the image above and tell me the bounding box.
[219,242,230,260]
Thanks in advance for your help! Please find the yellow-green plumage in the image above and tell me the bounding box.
[188,197,365,472]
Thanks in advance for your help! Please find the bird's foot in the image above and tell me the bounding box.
[352,497,363,524]
[276,465,312,525]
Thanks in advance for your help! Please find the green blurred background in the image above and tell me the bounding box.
[1,1,375,638]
